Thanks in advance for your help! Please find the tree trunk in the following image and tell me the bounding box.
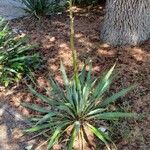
[101,0,150,46]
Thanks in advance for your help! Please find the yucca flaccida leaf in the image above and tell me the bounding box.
[100,85,135,107]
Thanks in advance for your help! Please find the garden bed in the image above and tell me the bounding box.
[0,6,149,150]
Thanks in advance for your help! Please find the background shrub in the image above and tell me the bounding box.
[22,0,66,17]
[0,17,40,87]
[74,0,99,6]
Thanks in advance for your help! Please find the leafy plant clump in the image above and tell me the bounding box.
[0,17,40,87]
[23,62,135,149]
[22,0,136,149]
[74,0,99,6]
[22,0,65,17]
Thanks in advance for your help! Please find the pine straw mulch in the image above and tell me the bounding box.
[0,6,149,150]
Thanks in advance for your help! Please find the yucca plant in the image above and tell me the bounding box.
[0,17,40,86]
[22,0,64,17]
[22,0,136,149]
[23,62,135,149]
[22,0,50,16]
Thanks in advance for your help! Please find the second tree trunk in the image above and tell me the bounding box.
[101,0,150,46]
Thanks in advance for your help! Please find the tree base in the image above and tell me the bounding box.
[101,0,150,46]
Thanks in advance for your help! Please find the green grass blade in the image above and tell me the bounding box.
[88,61,92,79]
[3,67,18,74]
[86,108,106,117]
[94,112,135,120]
[93,77,112,100]
[25,124,50,133]
[48,121,70,150]
[67,129,76,150]
[48,128,61,150]
[17,44,38,54]
[93,64,115,99]
[60,61,74,103]
[100,86,135,107]
[72,80,79,113]
[27,116,42,122]
[57,105,76,119]
[103,64,116,81]
[87,123,111,150]
[36,112,56,125]
[28,85,57,105]
[21,102,49,113]
[79,64,86,85]
[60,61,69,86]
[49,76,67,101]
[9,55,37,62]
[68,121,80,150]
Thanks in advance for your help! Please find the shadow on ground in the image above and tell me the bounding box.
[0,100,37,150]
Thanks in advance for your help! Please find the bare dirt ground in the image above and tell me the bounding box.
[0,6,149,150]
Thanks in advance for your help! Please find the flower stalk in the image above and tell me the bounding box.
[69,0,79,87]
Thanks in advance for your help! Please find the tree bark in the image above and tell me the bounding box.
[101,0,150,46]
